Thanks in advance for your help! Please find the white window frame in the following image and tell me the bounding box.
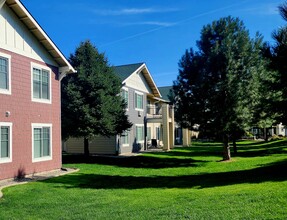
[122,130,129,147]
[0,122,12,164]
[0,52,11,95]
[122,87,129,111]
[135,124,144,143]
[31,62,52,104]
[32,123,52,163]
[135,91,144,111]
[147,127,151,141]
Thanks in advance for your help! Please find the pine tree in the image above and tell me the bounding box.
[266,1,287,125]
[61,40,132,156]
[173,17,274,160]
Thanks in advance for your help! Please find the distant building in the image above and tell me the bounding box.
[64,63,175,155]
[158,86,199,146]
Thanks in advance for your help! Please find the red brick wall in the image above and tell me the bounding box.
[0,49,62,180]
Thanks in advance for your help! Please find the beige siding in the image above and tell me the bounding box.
[125,71,152,94]
[0,4,57,66]
[65,136,116,155]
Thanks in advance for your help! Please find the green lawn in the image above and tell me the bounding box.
[0,140,286,220]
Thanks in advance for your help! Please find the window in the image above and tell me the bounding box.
[32,63,51,103]
[135,92,143,110]
[121,88,129,109]
[122,130,129,146]
[136,125,144,143]
[156,127,161,140]
[0,53,11,95]
[0,122,12,163]
[147,127,151,141]
[32,124,52,162]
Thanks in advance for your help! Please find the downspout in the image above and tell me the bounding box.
[58,66,76,154]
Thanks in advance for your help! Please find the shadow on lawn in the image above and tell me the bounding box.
[145,147,222,158]
[63,154,203,169]
[47,159,287,189]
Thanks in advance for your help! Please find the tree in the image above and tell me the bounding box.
[265,1,287,125]
[173,16,275,160]
[61,40,132,156]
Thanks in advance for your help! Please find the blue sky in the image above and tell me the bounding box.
[22,0,285,87]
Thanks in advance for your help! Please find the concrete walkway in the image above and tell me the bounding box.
[0,168,78,198]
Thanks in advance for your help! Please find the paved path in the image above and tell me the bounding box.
[0,168,78,198]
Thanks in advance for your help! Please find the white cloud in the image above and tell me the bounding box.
[93,7,179,16]
[122,21,176,27]
[239,2,281,16]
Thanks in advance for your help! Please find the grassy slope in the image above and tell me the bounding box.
[0,140,286,219]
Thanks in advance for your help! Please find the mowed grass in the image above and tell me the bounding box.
[0,140,286,220]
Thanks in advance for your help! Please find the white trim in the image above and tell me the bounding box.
[122,130,129,147]
[122,87,129,111]
[31,62,52,104]
[0,122,12,164]
[11,0,75,73]
[122,63,161,98]
[135,124,144,143]
[135,91,144,111]
[31,123,52,163]
[0,52,11,95]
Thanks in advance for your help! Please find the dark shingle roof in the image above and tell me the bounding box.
[112,63,144,81]
[158,86,173,102]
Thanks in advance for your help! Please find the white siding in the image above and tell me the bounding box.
[125,71,152,94]
[0,4,57,66]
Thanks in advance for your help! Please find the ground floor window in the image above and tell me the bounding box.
[122,130,129,146]
[0,122,12,163]
[32,123,52,162]
[136,125,144,143]
[147,127,151,141]
[156,126,161,140]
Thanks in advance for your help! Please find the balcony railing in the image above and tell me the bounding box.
[146,105,173,119]
[147,105,162,118]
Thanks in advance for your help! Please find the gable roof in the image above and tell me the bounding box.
[158,86,173,102]
[2,0,75,74]
[113,63,161,98]
[113,63,144,82]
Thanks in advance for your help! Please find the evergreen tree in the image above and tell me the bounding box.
[266,1,287,125]
[62,40,132,156]
[173,17,274,160]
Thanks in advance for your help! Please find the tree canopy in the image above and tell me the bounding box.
[173,16,277,160]
[264,1,287,125]
[61,40,132,156]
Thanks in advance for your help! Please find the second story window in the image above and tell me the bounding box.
[32,63,51,104]
[135,92,143,110]
[0,53,11,95]
[121,88,129,109]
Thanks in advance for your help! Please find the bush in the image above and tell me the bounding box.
[269,135,283,141]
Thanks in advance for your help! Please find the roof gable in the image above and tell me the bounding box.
[1,0,75,74]
[113,63,161,98]
[158,86,173,102]
[112,63,144,81]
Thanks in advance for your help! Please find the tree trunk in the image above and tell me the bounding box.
[84,138,90,157]
[223,134,231,161]
[264,127,268,142]
[232,138,237,154]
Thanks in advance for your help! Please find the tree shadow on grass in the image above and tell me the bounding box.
[145,147,222,158]
[235,141,287,158]
[47,159,287,190]
[63,154,203,169]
